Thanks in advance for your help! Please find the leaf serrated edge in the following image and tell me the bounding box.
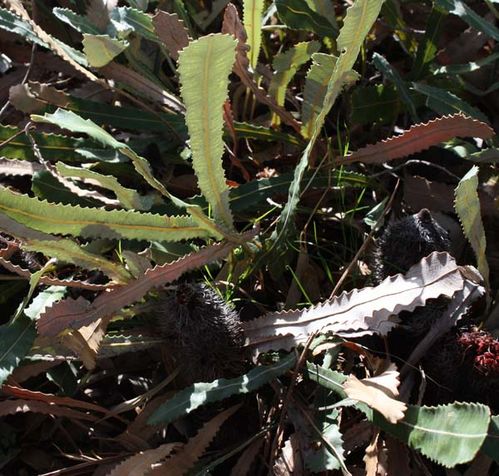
[336,113,494,165]
[0,187,210,241]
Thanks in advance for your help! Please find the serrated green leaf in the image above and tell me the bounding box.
[0,125,119,163]
[301,53,337,138]
[53,7,103,34]
[0,7,49,47]
[275,0,337,37]
[82,34,128,67]
[273,0,384,242]
[436,0,499,41]
[23,239,131,283]
[55,162,155,211]
[454,166,489,286]
[32,109,122,149]
[148,354,296,425]
[269,41,320,126]
[374,402,491,467]
[304,411,345,472]
[0,8,87,66]
[243,0,265,70]
[412,83,490,123]
[109,6,157,42]
[178,34,237,230]
[0,187,211,242]
[32,107,223,239]
[0,314,36,386]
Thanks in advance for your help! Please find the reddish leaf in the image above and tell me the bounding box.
[153,11,189,60]
[105,442,180,476]
[37,234,253,336]
[335,114,494,165]
[2,384,110,414]
[0,398,97,421]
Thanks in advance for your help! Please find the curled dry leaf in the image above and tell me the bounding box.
[244,252,470,354]
[9,81,68,113]
[334,114,494,166]
[344,363,407,424]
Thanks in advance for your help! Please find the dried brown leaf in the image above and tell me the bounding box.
[2,384,109,414]
[149,405,240,476]
[230,437,264,476]
[9,82,68,113]
[0,253,112,291]
[105,442,180,476]
[335,114,495,165]
[8,359,63,384]
[0,398,97,421]
[364,432,388,476]
[244,252,467,354]
[60,328,98,370]
[344,363,407,424]
[153,11,189,60]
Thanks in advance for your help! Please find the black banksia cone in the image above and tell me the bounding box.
[371,209,452,336]
[155,283,246,384]
[371,208,451,284]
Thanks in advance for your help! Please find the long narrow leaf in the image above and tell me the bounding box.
[272,0,385,242]
[177,34,237,230]
[243,0,265,69]
[0,187,210,242]
[454,166,489,286]
[148,354,296,425]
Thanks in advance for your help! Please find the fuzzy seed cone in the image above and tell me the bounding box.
[155,283,246,384]
[371,209,451,283]
[371,209,451,335]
